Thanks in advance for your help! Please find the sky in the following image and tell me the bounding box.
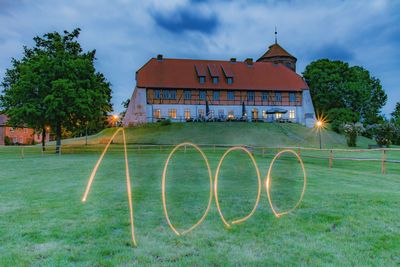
[0,0,399,115]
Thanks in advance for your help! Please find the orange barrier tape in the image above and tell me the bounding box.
[265,149,307,218]
[162,142,213,236]
[214,146,261,228]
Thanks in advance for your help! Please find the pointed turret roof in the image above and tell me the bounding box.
[257,43,296,62]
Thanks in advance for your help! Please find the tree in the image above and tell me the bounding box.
[390,102,400,125]
[326,108,360,133]
[303,59,387,125]
[341,122,364,147]
[120,98,130,119]
[0,29,112,153]
[368,122,398,147]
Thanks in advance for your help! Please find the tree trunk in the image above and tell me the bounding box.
[55,122,62,154]
[41,125,46,152]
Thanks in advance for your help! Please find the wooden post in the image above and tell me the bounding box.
[381,149,386,174]
[184,145,187,153]
[262,148,265,157]
[329,149,333,168]
[213,145,216,152]
[21,147,24,159]
[160,145,162,152]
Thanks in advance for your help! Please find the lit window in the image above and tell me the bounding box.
[168,109,177,119]
[153,109,161,119]
[227,91,235,101]
[226,77,233,84]
[199,91,206,100]
[213,91,220,101]
[228,110,234,119]
[289,92,296,103]
[154,90,160,99]
[275,92,282,102]
[275,113,282,119]
[10,127,14,133]
[289,110,295,119]
[262,110,267,119]
[262,92,268,102]
[184,109,191,119]
[247,91,255,101]
[212,77,219,84]
[199,76,205,84]
[184,90,191,100]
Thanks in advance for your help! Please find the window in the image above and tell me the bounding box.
[153,109,161,119]
[170,90,176,100]
[168,109,177,119]
[228,110,234,119]
[184,90,191,100]
[10,127,14,133]
[154,90,160,99]
[162,90,169,99]
[184,109,191,119]
[289,110,295,119]
[275,113,282,119]
[227,91,235,101]
[247,91,255,101]
[13,137,17,143]
[199,91,206,100]
[218,110,224,118]
[24,128,27,134]
[212,77,219,84]
[199,76,205,84]
[226,77,233,84]
[275,92,282,102]
[213,91,220,101]
[289,92,296,103]
[262,110,267,119]
[198,109,205,118]
[262,92,268,102]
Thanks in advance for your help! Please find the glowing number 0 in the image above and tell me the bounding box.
[214,146,261,228]
[265,149,307,218]
[162,142,213,236]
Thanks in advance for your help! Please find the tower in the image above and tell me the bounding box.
[257,29,297,72]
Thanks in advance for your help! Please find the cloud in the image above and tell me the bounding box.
[150,4,219,34]
[311,44,354,61]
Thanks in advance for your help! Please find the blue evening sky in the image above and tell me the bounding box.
[0,0,399,115]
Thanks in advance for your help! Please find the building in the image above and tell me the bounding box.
[123,40,316,128]
[0,115,48,145]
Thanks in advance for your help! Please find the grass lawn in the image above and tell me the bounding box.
[0,140,399,266]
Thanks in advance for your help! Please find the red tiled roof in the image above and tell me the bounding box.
[258,43,296,61]
[136,58,307,91]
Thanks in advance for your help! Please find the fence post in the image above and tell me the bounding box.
[262,148,265,157]
[21,147,24,159]
[381,149,386,174]
[329,149,333,168]
[160,145,162,152]
[213,145,216,152]
[184,144,187,153]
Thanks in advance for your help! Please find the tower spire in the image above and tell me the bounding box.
[275,26,278,44]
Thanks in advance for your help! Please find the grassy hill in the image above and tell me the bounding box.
[63,122,374,148]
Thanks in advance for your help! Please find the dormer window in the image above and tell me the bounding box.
[199,76,205,84]
[221,64,234,85]
[226,77,233,85]
[212,77,219,84]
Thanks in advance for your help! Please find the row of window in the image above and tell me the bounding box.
[153,90,297,102]
[199,76,233,85]
[154,109,296,120]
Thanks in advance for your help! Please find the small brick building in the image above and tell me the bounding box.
[0,115,48,145]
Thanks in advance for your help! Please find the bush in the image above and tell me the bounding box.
[327,108,360,133]
[368,122,398,147]
[4,136,11,145]
[160,119,171,126]
[341,122,364,147]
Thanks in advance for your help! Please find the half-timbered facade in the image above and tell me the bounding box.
[123,41,316,127]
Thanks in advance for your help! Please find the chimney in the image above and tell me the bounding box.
[157,54,163,61]
[230,58,237,63]
[245,58,253,66]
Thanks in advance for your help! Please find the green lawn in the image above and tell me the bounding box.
[0,140,399,265]
[61,122,374,148]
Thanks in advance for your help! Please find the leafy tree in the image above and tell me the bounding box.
[120,98,130,119]
[390,102,400,125]
[341,122,364,147]
[368,122,398,147]
[326,108,360,133]
[303,59,387,125]
[0,29,112,153]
